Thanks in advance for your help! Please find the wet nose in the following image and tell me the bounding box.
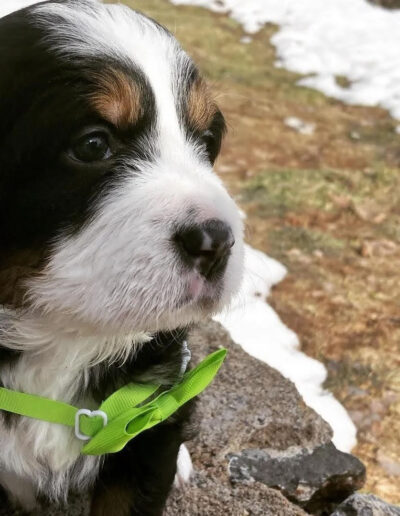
[175,219,235,279]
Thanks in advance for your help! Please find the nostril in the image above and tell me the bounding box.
[175,227,205,258]
[174,219,234,279]
[203,219,235,255]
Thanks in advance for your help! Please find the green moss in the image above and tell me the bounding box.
[268,226,345,257]
[242,168,400,218]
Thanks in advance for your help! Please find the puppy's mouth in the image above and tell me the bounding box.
[188,275,205,299]
[176,272,225,312]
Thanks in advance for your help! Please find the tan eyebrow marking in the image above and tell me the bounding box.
[187,76,218,132]
[90,69,143,129]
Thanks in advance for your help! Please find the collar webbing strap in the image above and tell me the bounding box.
[0,348,226,456]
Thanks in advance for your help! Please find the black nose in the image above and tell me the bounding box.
[175,219,235,279]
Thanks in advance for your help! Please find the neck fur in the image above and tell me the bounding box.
[0,308,150,400]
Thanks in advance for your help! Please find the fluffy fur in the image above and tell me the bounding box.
[0,1,243,514]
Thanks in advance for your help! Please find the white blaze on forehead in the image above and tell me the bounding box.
[33,0,188,151]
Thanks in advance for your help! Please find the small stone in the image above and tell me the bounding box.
[228,442,365,514]
[330,493,400,516]
[361,239,398,257]
[284,116,316,135]
[370,399,386,415]
[240,35,252,44]
[350,131,361,140]
[377,450,400,477]
[329,194,352,209]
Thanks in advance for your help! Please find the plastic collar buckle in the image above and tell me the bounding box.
[75,409,108,441]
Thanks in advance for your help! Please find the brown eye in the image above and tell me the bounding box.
[200,111,226,164]
[69,132,112,163]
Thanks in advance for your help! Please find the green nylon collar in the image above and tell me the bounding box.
[0,348,226,456]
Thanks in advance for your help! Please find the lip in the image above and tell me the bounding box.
[183,272,224,310]
[188,274,204,299]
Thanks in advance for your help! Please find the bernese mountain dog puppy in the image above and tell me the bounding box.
[0,0,244,514]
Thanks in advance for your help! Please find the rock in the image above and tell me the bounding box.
[367,0,400,8]
[331,494,400,516]
[166,320,336,515]
[166,471,308,516]
[377,450,400,477]
[187,320,333,452]
[284,116,316,135]
[228,442,365,515]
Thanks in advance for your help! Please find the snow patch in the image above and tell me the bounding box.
[170,0,400,121]
[215,245,357,453]
[0,0,44,18]
[240,35,252,45]
[174,444,193,488]
[284,116,316,135]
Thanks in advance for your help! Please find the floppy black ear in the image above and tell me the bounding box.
[0,8,53,306]
[0,5,84,247]
[0,9,46,247]
[0,8,44,141]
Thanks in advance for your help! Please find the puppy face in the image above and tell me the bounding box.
[0,0,244,335]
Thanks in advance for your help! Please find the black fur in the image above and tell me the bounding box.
[0,348,21,428]
[0,5,157,252]
[91,410,192,516]
[88,330,195,516]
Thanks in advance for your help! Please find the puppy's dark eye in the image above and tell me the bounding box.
[69,132,112,163]
[202,129,215,147]
[201,128,222,164]
[199,111,226,164]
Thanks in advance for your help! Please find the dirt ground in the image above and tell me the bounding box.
[117,0,400,504]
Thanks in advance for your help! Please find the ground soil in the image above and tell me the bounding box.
[118,0,400,504]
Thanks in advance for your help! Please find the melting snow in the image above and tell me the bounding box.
[215,245,357,453]
[0,0,43,18]
[284,116,316,135]
[171,0,400,121]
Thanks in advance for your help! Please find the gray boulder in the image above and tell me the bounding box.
[331,494,400,516]
[228,443,365,514]
[166,320,363,515]
[166,471,308,516]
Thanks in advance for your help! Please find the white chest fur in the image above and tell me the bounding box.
[0,318,149,507]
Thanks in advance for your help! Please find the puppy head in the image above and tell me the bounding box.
[0,0,244,335]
